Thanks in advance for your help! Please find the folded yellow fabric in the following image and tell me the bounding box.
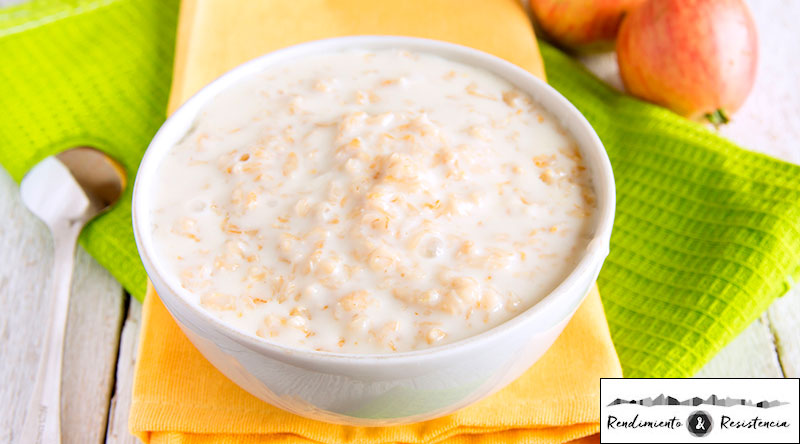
[130,0,622,442]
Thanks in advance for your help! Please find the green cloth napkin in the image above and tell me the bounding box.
[0,0,178,299]
[2,0,799,378]
[539,41,800,377]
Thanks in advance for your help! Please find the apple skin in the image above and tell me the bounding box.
[530,0,646,49]
[616,0,758,122]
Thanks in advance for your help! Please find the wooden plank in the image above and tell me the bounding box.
[717,0,800,166]
[106,299,143,444]
[63,246,127,444]
[734,0,800,378]
[768,287,800,377]
[0,166,126,444]
[696,0,800,378]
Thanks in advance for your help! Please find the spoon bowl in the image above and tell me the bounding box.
[56,147,127,212]
[21,147,125,227]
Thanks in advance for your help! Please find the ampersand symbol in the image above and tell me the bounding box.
[695,417,705,430]
[687,410,713,437]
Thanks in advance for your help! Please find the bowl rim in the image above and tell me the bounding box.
[132,35,615,363]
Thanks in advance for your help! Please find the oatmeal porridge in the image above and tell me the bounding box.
[150,49,596,353]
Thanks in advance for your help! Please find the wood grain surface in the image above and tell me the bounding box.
[0,1,797,443]
[0,167,125,444]
[104,301,141,444]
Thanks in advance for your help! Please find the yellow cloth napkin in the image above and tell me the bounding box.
[130,0,623,442]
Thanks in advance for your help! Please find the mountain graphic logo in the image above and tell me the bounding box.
[607,394,789,409]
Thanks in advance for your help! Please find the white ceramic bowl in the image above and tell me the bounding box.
[132,36,615,426]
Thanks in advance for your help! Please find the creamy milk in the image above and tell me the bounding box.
[151,49,596,353]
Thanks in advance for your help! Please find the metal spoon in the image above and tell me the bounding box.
[18,147,126,444]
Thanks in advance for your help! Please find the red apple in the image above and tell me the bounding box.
[617,0,758,123]
[529,0,646,49]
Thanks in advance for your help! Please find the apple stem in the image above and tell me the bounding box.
[706,109,730,126]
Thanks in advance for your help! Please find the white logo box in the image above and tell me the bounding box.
[600,378,799,443]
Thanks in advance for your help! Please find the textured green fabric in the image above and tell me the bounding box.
[539,41,800,377]
[0,0,178,300]
[1,2,799,378]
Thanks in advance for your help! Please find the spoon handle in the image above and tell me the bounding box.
[19,224,80,444]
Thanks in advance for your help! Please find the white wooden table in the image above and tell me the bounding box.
[0,1,798,443]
